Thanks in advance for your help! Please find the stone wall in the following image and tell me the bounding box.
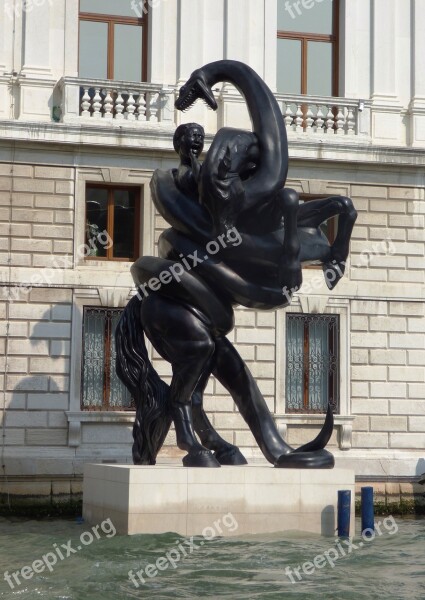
[0,164,424,479]
[348,184,425,452]
[0,164,74,268]
[0,164,74,459]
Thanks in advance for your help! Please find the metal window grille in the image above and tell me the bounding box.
[286,313,339,413]
[81,307,134,410]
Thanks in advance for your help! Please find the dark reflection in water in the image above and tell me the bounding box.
[0,517,424,599]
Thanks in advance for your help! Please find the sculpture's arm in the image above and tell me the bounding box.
[150,169,213,242]
[175,158,202,198]
[189,150,202,182]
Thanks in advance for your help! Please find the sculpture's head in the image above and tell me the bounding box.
[175,69,218,111]
[173,123,205,160]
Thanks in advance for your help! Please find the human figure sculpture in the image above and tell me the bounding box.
[173,122,205,199]
[116,60,357,469]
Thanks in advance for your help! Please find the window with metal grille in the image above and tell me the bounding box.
[79,0,148,82]
[286,313,339,413]
[81,307,134,410]
[85,184,140,261]
[277,0,339,96]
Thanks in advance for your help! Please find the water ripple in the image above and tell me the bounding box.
[0,517,423,599]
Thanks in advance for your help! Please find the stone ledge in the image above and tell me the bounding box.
[276,415,355,450]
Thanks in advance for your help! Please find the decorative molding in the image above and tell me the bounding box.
[339,422,354,450]
[299,295,329,314]
[20,67,54,78]
[66,412,135,448]
[68,421,81,447]
[100,167,129,183]
[98,287,131,308]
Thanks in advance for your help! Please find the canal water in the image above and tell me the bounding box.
[0,516,424,599]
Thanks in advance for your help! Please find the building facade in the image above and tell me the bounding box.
[0,0,424,502]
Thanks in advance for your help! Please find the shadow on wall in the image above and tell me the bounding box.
[416,458,425,477]
[7,306,71,408]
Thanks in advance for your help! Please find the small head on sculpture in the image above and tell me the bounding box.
[173,122,205,162]
[175,68,218,111]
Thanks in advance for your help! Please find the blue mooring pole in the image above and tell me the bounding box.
[337,490,351,537]
[361,486,374,537]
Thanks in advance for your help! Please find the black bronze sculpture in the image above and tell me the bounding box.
[116,60,357,469]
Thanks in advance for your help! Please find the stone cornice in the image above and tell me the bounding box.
[0,119,424,168]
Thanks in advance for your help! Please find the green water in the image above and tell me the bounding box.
[0,516,424,599]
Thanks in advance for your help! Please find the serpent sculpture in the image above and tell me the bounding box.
[116,60,357,469]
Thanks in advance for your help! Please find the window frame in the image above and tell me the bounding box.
[79,1,148,81]
[277,0,340,96]
[85,183,141,262]
[285,312,340,415]
[81,305,135,412]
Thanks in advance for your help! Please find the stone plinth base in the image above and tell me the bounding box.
[83,464,355,537]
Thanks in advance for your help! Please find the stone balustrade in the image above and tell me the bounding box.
[56,77,175,126]
[56,77,371,141]
[275,94,371,137]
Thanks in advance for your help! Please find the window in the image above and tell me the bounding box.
[79,0,148,81]
[81,307,135,410]
[85,184,140,261]
[277,0,339,96]
[286,313,339,413]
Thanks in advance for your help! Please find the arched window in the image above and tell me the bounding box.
[277,0,339,96]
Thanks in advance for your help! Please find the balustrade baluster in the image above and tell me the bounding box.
[137,93,147,121]
[347,107,355,135]
[315,106,325,133]
[115,92,125,120]
[295,104,303,133]
[126,92,136,121]
[305,105,314,132]
[284,104,294,130]
[325,107,335,133]
[148,92,159,122]
[92,88,102,119]
[81,88,91,118]
[103,90,113,120]
[335,107,345,134]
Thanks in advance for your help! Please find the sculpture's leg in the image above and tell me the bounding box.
[212,336,291,464]
[213,337,334,468]
[191,371,248,465]
[278,188,302,293]
[141,294,220,467]
[327,196,357,287]
[297,196,357,289]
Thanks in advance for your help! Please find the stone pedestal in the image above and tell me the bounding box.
[83,464,355,537]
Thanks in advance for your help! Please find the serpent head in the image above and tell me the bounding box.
[175,69,218,111]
